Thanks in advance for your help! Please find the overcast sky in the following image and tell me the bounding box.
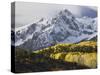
[14,2,97,28]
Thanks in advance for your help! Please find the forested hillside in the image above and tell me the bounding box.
[15,41,97,73]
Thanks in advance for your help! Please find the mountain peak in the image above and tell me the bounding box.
[57,9,75,22]
[13,9,97,51]
[59,9,73,16]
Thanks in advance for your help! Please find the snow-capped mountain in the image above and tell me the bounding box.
[11,9,97,50]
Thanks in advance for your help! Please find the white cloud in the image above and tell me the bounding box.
[15,2,97,27]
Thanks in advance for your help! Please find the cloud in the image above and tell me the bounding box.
[15,2,97,27]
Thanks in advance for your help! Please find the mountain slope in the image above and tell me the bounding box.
[12,9,97,51]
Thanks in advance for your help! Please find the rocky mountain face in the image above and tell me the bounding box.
[11,9,97,51]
